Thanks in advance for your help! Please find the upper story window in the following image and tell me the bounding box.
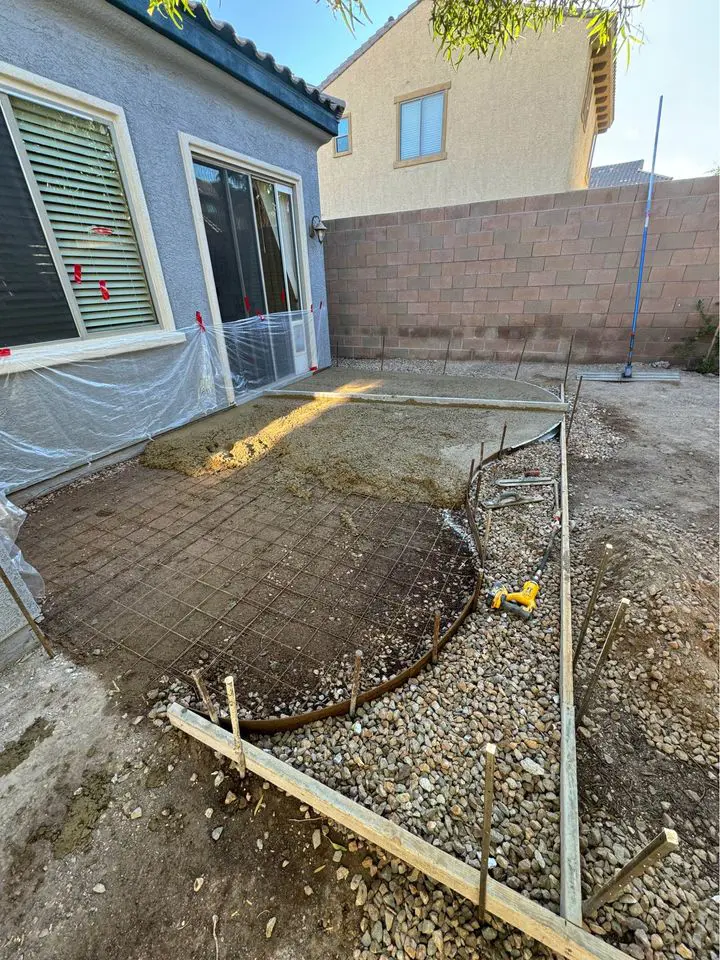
[395,83,449,167]
[334,115,351,156]
[0,93,158,347]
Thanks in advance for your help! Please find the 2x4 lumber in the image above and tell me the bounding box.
[167,703,630,960]
[265,389,568,414]
[559,398,583,926]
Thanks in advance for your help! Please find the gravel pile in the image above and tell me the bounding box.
[567,397,624,462]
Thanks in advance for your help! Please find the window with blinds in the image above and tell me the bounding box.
[398,90,446,162]
[8,95,157,336]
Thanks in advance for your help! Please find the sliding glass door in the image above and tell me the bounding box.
[192,158,307,392]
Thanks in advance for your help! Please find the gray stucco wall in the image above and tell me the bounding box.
[0,0,331,488]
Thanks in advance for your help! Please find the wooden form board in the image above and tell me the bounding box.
[168,703,627,960]
[266,388,568,414]
[559,394,583,925]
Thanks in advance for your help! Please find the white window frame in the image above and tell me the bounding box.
[0,60,181,373]
[178,131,318,402]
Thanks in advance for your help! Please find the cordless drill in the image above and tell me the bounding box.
[486,527,558,620]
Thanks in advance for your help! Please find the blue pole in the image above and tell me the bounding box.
[624,95,663,378]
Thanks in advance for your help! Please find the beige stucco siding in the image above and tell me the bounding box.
[319,1,597,218]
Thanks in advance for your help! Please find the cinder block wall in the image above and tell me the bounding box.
[324,176,718,363]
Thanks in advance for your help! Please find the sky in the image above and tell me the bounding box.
[210,0,720,178]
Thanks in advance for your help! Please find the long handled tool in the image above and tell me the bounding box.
[486,527,558,620]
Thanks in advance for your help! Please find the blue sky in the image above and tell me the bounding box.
[212,0,719,177]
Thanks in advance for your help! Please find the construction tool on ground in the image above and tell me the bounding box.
[486,527,559,620]
[481,490,544,510]
[495,476,555,487]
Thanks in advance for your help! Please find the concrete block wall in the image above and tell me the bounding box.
[324,176,719,363]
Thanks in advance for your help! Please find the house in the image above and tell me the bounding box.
[317,0,615,219]
[0,0,342,494]
[590,159,672,188]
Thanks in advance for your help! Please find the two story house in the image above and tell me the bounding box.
[318,0,615,219]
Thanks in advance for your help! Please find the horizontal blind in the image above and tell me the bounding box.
[0,103,78,346]
[420,92,444,157]
[399,99,422,160]
[10,97,157,332]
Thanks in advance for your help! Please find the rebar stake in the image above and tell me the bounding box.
[514,339,527,381]
[442,335,452,375]
[563,334,575,395]
[482,512,492,565]
[473,442,485,511]
[567,375,584,439]
[349,650,363,717]
[498,422,507,457]
[471,568,485,612]
[478,743,497,921]
[467,458,475,500]
[190,669,218,724]
[224,674,246,777]
[431,611,441,664]
[380,334,385,371]
[573,543,613,669]
[576,598,630,725]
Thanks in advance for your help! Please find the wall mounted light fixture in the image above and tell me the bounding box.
[310,215,327,244]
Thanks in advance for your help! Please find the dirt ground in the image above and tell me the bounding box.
[1,362,717,960]
[141,382,561,508]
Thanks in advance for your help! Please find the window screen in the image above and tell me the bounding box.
[335,117,351,155]
[399,91,445,161]
[0,103,78,347]
[11,97,158,332]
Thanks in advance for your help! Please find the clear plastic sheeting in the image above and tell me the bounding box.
[0,307,329,494]
[222,310,312,396]
[0,492,44,598]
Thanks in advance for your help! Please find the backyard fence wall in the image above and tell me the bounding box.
[324,176,719,363]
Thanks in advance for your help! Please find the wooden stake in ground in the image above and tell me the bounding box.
[573,543,613,669]
[478,743,497,921]
[224,675,246,777]
[583,829,679,917]
[431,611,441,664]
[514,339,527,381]
[473,442,485,511]
[190,668,218,724]
[349,650,363,717]
[576,598,630,725]
[0,564,54,658]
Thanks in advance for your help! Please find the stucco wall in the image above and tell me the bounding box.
[318,0,596,219]
[0,0,331,486]
[324,176,719,363]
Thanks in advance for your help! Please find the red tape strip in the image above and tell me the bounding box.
[73,264,82,284]
[99,280,110,301]
[195,311,207,331]
[0,348,12,358]
[244,296,251,313]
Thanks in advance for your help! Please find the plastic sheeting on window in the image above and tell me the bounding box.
[0,492,44,598]
[0,307,329,495]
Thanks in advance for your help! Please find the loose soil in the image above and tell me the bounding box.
[141,383,560,508]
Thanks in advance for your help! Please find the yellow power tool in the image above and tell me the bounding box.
[486,527,558,620]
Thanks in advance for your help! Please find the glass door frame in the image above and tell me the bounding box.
[180,133,318,401]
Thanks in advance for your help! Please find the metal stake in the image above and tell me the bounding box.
[0,564,54,658]
[583,828,678,917]
[573,543,613,669]
[431,611,441,664]
[563,334,575,395]
[514,338,527,381]
[576,598,630,724]
[349,650,363,717]
[380,334,386,371]
[567,375,584,439]
[478,743,497,921]
[498,422,507,457]
[442,335,452,375]
[482,511,492,565]
[224,674,246,777]
[470,568,485,612]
